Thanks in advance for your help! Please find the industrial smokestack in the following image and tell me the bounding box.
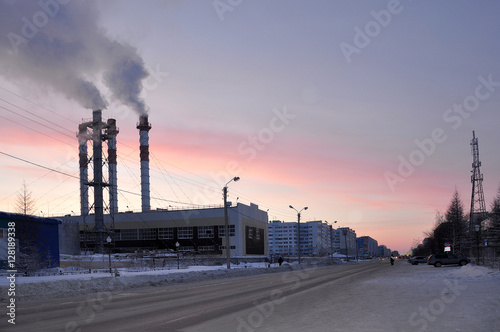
[137,115,152,212]
[92,109,105,252]
[77,123,89,216]
[106,119,119,215]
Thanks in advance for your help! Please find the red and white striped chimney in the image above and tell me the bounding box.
[137,115,151,212]
[77,123,89,216]
[106,118,119,215]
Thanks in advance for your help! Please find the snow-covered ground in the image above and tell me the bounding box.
[0,260,292,302]
[356,262,500,331]
[183,260,500,332]
[1,259,500,331]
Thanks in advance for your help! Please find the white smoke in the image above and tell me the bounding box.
[0,0,149,114]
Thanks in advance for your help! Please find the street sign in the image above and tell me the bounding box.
[444,243,451,247]
[444,247,451,252]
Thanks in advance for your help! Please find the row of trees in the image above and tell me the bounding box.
[412,187,500,266]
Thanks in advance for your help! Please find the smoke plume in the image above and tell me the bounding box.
[0,0,149,114]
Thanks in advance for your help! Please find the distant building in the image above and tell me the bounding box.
[61,202,268,257]
[268,220,332,258]
[333,227,357,258]
[378,245,391,257]
[0,212,60,271]
[358,236,379,258]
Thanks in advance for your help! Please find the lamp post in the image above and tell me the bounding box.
[328,221,337,262]
[106,236,112,274]
[342,228,349,262]
[175,241,180,270]
[289,205,308,264]
[224,176,240,269]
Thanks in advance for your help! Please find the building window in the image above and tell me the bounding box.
[158,228,174,240]
[198,245,215,251]
[138,228,156,240]
[218,225,235,237]
[219,245,236,250]
[179,246,194,251]
[248,227,254,239]
[177,227,193,239]
[120,229,138,240]
[198,226,214,239]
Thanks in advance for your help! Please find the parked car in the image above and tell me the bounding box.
[427,253,470,267]
[408,256,428,265]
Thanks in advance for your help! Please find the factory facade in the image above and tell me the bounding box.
[63,202,268,257]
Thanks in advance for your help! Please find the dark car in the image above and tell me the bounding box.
[427,253,470,267]
[408,256,428,265]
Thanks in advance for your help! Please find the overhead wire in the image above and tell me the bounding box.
[0,87,296,220]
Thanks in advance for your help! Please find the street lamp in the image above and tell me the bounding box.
[175,241,180,270]
[224,176,240,269]
[327,221,337,262]
[342,228,349,262]
[106,236,112,274]
[289,205,308,264]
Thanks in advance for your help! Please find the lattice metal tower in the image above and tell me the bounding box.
[469,131,487,229]
[78,109,117,253]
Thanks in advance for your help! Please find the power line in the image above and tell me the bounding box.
[0,103,75,141]
[0,151,79,179]
[0,85,75,123]
[0,150,199,206]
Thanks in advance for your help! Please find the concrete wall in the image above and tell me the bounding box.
[58,220,80,255]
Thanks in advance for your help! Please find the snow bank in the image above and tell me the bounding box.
[0,263,298,302]
[447,264,500,279]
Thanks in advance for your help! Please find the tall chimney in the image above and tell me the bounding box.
[92,109,105,252]
[106,118,119,215]
[77,123,89,216]
[137,115,151,212]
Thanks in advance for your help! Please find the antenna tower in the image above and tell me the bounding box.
[469,131,487,228]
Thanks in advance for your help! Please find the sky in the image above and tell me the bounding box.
[1,0,500,254]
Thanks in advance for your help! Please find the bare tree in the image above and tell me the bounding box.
[14,182,54,274]
[15,181,36,216]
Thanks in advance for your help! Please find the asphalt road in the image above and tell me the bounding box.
[13,260,387,332]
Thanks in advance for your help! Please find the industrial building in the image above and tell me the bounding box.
[62,202,268,257]
[268,220,333,258]
[0,212,61,271]
[61,109,268,257]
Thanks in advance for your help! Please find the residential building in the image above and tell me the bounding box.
[268,220,332,258]
[333,227,357,258]
[378,245,392,257]
[358,236,379,258]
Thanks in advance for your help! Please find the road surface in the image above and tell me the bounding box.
[12,261,386,331]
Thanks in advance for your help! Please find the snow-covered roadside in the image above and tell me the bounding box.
[177,261,500,332]
[0,262,298,302]
[357,263,500,331]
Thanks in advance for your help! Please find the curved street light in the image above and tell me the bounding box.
[289,205,308,264]
[224,176,240,269]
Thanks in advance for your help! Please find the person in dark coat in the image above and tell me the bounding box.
[278,257,283,266]
[390,255,395,265]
